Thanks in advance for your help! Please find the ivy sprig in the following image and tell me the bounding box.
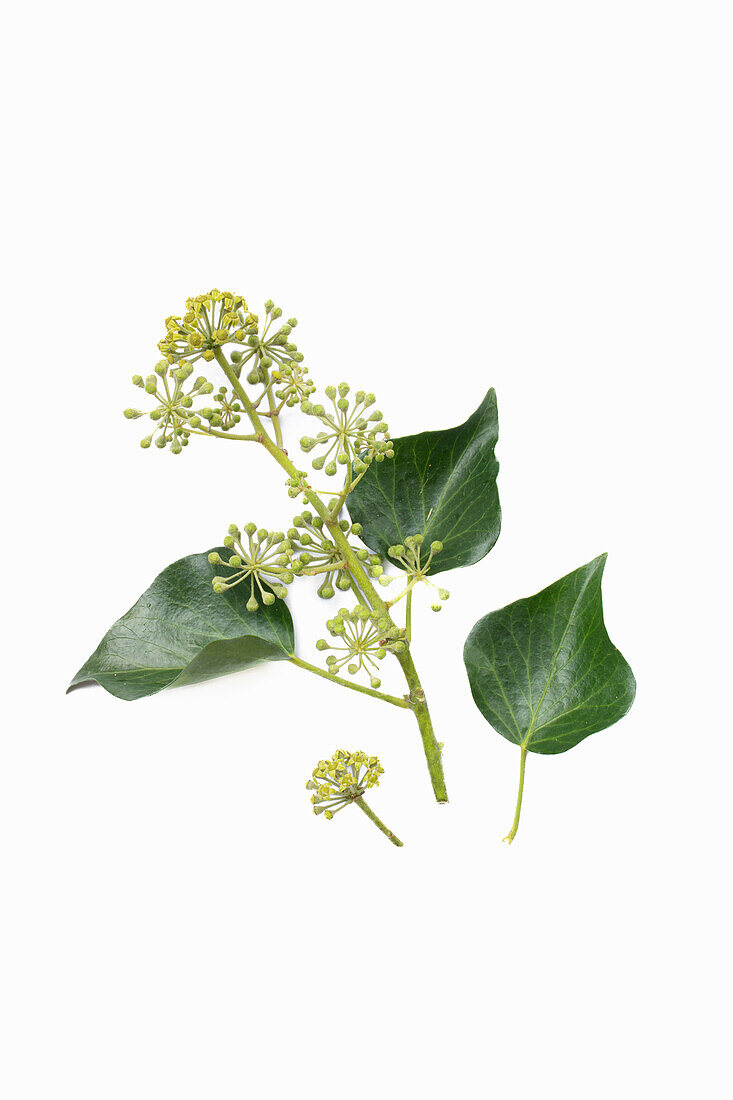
[69,287,635,846]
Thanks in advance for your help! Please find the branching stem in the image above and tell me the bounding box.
[290,656,409,708]
[213,348,449,803]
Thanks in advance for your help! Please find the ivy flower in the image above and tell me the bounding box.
[300,384,394,476]
[316,605,405,688]
[157,289,257,365]
[286,511,381,598]
[306,750,402,846]
[379,534,450,611]
[125,360,215,453]
[209,524,294,611]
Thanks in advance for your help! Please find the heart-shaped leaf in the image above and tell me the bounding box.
[347,389,500,574]
[68,548,295,701]
[463,554,635,841]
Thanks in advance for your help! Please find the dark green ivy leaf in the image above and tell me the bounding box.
[463,555,635,755]
[347,389,500,574]
[68,548,295,701]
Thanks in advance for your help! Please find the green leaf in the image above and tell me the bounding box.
[347,389,500,574]
[68,548,295,701]
[463,554,636,755]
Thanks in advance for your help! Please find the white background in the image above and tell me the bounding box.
[2,2,731,1097]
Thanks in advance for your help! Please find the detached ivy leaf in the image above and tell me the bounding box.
[463,554,635,841]
[68,548,295,701]
[347,389,500,574]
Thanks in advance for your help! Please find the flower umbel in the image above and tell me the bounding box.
[379,534,450,611]
[306,750,402,846]
[286,511,381,598]
[316,605,405,688]
[208,524,294,611]
[157,290,257,365]
[300,384,394,477]
[127,361,215,453]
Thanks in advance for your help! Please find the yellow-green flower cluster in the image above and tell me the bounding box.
[272,358,315,406]
[306,750,384,818]
[316,605,405,688]
[300,384,394,476]
[125,361,216,453]
[379,534,450,612]
[208,524,294,611]
[157,289,257,365]
[286,511,381,598]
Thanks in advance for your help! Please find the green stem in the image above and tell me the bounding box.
[503,746,527,844]
[354,796,403,847]
[263,369,284,448]
[189,427,260,442]
[405,587,413,642]
[394,647,447,802]
[290,656,409,709]
[213,348,448,803]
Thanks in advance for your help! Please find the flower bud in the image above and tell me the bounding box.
[246,596,259,612]
[431,541,444,554]
[208,552,222,564]
[124,408,143,420]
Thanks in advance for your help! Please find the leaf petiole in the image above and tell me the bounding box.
[503,745,527,844]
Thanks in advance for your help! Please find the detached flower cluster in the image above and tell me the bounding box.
[306,750,384,818]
